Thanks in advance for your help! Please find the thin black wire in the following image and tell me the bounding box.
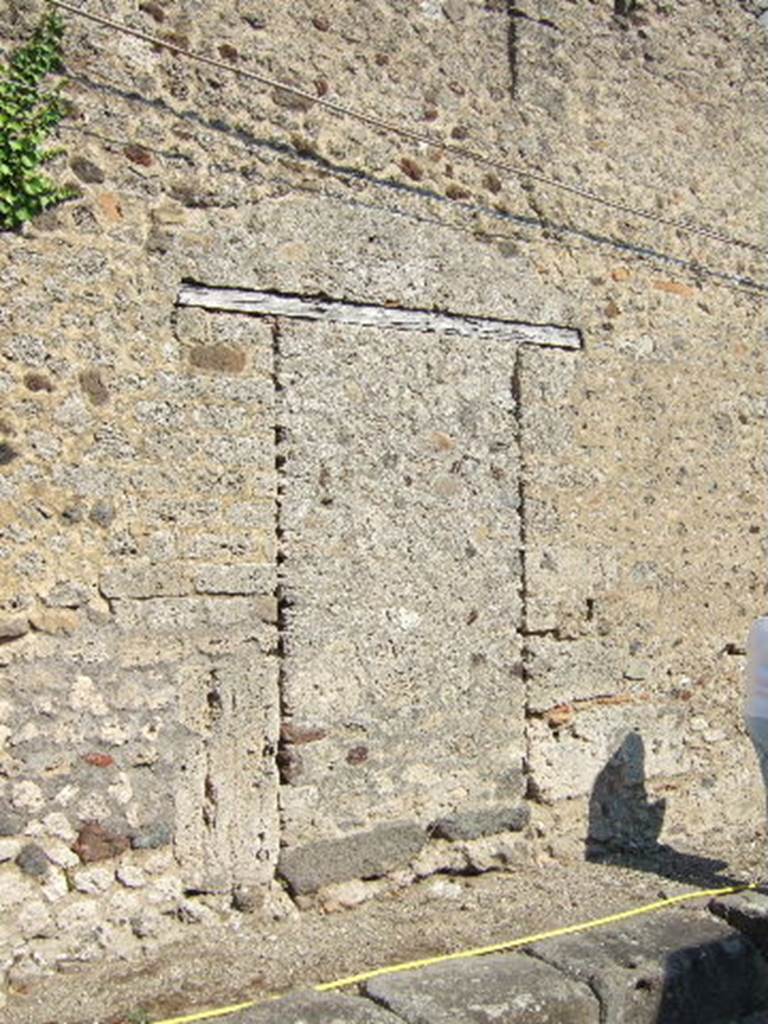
[56,66,768,300]
[49,0,768,261]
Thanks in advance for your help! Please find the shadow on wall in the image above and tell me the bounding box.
[586,730,738,888]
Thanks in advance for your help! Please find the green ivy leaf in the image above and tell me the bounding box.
[0,7,71,230]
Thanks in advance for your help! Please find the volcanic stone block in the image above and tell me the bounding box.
[364,952,599,1023]
[527,908,768,1024]
[432,803,530,840]
[709,889,768,959]
[277,822,426,894]
[224,991,402,1023]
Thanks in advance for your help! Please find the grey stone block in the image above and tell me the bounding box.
[527,908,768,1024]
[278,822,426,894]
[220,991,402,1023]
[0,616,29,640]
[0,809,23,836]
[432,803,530,841]
[130,821,172,850]
[15,843,50,877]
[709,889,768,959]
[364,952,599,1023]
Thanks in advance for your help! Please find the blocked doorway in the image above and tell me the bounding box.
[176,283,581,892]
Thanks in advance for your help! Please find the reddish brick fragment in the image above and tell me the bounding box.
[72,822,130,863]
[124,144,153,167]
[399,157,424,182]
[280,722,327,745]
[653,279,697,298]
[346,745,369,765]
[445,183,471,201]
[83,752,114,768]
[139,1,165,22]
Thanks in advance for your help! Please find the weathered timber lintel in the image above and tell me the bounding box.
[177,284,582,350]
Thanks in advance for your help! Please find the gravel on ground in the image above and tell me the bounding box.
[3,827,765,1024]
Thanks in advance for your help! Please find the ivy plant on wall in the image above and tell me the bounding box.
[0,7,74,230]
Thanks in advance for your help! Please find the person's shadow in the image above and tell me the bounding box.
[585,730,737,887]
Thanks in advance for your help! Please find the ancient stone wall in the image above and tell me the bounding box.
[0,0,766,999]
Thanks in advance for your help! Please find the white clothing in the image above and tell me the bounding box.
[745,616,768,719]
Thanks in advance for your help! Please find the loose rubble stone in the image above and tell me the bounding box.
[278,822,426,894]
[23,370,51,389]
[124,143,153,166]
[364,952,599,1023]
[231,884,263,913]
[0,442,19,466]
[139,1,165,22]
[424,877,464,901]
[411,840,467,878]
[463,831,535,873]
[319,878,381,912]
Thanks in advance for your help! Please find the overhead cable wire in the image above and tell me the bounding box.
[49,66,768,299]
[50,68,768,300]
[53,66,768,300]
[50,0,768,260]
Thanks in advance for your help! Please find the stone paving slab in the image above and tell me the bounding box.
[363,952,599,1023]
[526,908,768,1024]
[213,904,768,1024]
[710,890,768,959]
[218,990,402,1023]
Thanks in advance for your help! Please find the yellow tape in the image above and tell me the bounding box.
[151,882,756,1024]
